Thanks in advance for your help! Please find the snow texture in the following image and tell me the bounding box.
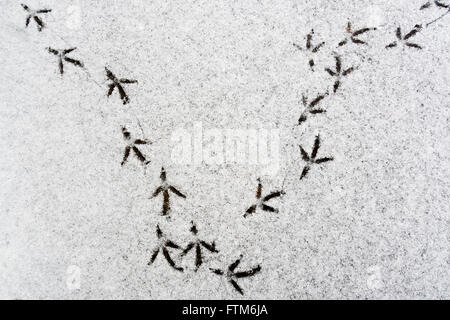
[0,0,449,299]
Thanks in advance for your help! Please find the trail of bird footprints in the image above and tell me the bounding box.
[20,2,447,296]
